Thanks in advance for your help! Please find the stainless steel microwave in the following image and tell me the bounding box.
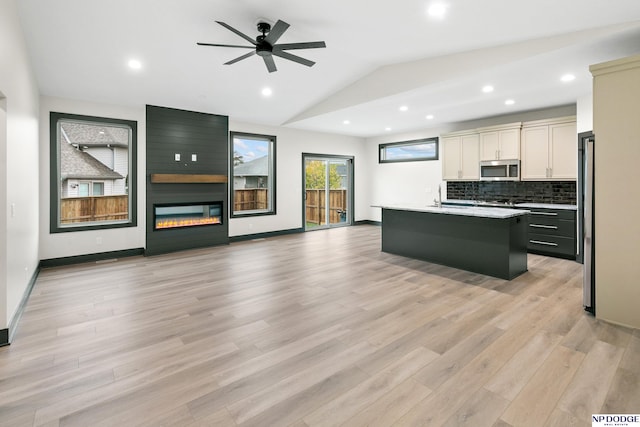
[480,160,520,181]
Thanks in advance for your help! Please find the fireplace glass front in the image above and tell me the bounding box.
[154,202,222,230]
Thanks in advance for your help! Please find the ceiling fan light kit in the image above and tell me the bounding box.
[197,20,326,73]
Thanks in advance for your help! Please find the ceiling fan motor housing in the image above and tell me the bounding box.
[256,35,272,56]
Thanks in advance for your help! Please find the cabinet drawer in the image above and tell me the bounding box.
[527,233,575,257]
[528,218,575,238]
[528,209,575,220]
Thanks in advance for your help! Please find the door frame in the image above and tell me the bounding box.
[302,153,354,231]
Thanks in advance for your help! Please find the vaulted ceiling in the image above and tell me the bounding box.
[16,0,640,137]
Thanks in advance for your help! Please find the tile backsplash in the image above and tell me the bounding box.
[446,181,576,204]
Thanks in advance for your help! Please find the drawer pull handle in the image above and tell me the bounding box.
[531,212,558,216]
[530,224,558,229]
[529,240,559,247]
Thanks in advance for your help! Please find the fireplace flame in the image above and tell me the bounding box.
[155,216,221,229]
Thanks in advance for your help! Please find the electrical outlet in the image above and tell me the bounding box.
[174,153,180,161]
[191,154,197,162]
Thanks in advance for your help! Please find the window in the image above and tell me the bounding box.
[77,181,104,197]
[50,112,137,232]
[230,131,276,217]
[379,137,439,163]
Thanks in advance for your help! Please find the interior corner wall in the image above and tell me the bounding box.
[0,0,41,332]
[228,121,367,237]
[39,96,146,260]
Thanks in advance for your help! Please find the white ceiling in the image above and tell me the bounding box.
[16,0,640,137]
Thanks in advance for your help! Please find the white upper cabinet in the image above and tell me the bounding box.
[442,132,480,180]
[479,123,521,160]
[521,117,577,181]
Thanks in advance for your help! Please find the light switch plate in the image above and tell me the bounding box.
[174,153,180,161]
[191,154,197,162]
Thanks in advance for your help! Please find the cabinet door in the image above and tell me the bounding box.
[498,128,520,159]
[460,133,480,179]
[521,126,550,180]
[442,136,462,180]
[549,122,577,180]
[479,132,499,160]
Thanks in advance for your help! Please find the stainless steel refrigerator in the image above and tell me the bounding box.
[578,131,595,314]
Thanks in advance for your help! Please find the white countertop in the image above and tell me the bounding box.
[515,203,577,210]
[374,204,529,219]
[443,199,577,210]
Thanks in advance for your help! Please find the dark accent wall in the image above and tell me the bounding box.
[447,181,576,204]
[146,105,229,255]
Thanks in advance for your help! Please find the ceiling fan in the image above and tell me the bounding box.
[197,20,326,73]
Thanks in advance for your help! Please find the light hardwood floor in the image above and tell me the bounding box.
[1,225,638,426]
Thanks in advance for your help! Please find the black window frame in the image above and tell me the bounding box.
[379,137,439,163]
[49,112,137,233]
[230,131,277,218]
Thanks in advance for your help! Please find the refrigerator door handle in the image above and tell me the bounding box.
[583,137,595,309]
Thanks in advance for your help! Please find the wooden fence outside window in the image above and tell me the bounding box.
[60,195,128,224]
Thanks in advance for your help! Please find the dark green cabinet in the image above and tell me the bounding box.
[523,207,576,259]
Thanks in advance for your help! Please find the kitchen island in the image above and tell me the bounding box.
[378,205,529,280]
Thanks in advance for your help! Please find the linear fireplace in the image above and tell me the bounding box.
[154,202,223,230]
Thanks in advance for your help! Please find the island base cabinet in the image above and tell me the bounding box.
[381,208,528,280]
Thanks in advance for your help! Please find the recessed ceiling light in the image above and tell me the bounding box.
[505,99,515,105]
[399,105,409,112]
[261,87,273,97]
[427,3,447,18]
[127,59,142,70]
[343,120,350,125]
[426,114,434,120]
[385,127,392,131]
[482,85,494,93]
[561,74,576,82]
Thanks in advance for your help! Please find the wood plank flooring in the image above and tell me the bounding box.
[0,225,638,426]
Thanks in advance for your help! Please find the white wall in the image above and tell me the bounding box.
[365,128,447,222]
[0,0,41,330]
[229,120,367,237]
[577,93,594,133]
[0,94,6,332]
[39,96,146,260]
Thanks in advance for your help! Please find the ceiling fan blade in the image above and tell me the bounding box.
[263,55,277,73]
[225,51,256,65]
[273,41,326,51]
[272,50,315,67]
[264,20,290,45]
[215,21,257,45]
[197,42,254,49]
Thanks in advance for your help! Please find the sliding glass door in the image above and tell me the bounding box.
[303,155,353,230]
